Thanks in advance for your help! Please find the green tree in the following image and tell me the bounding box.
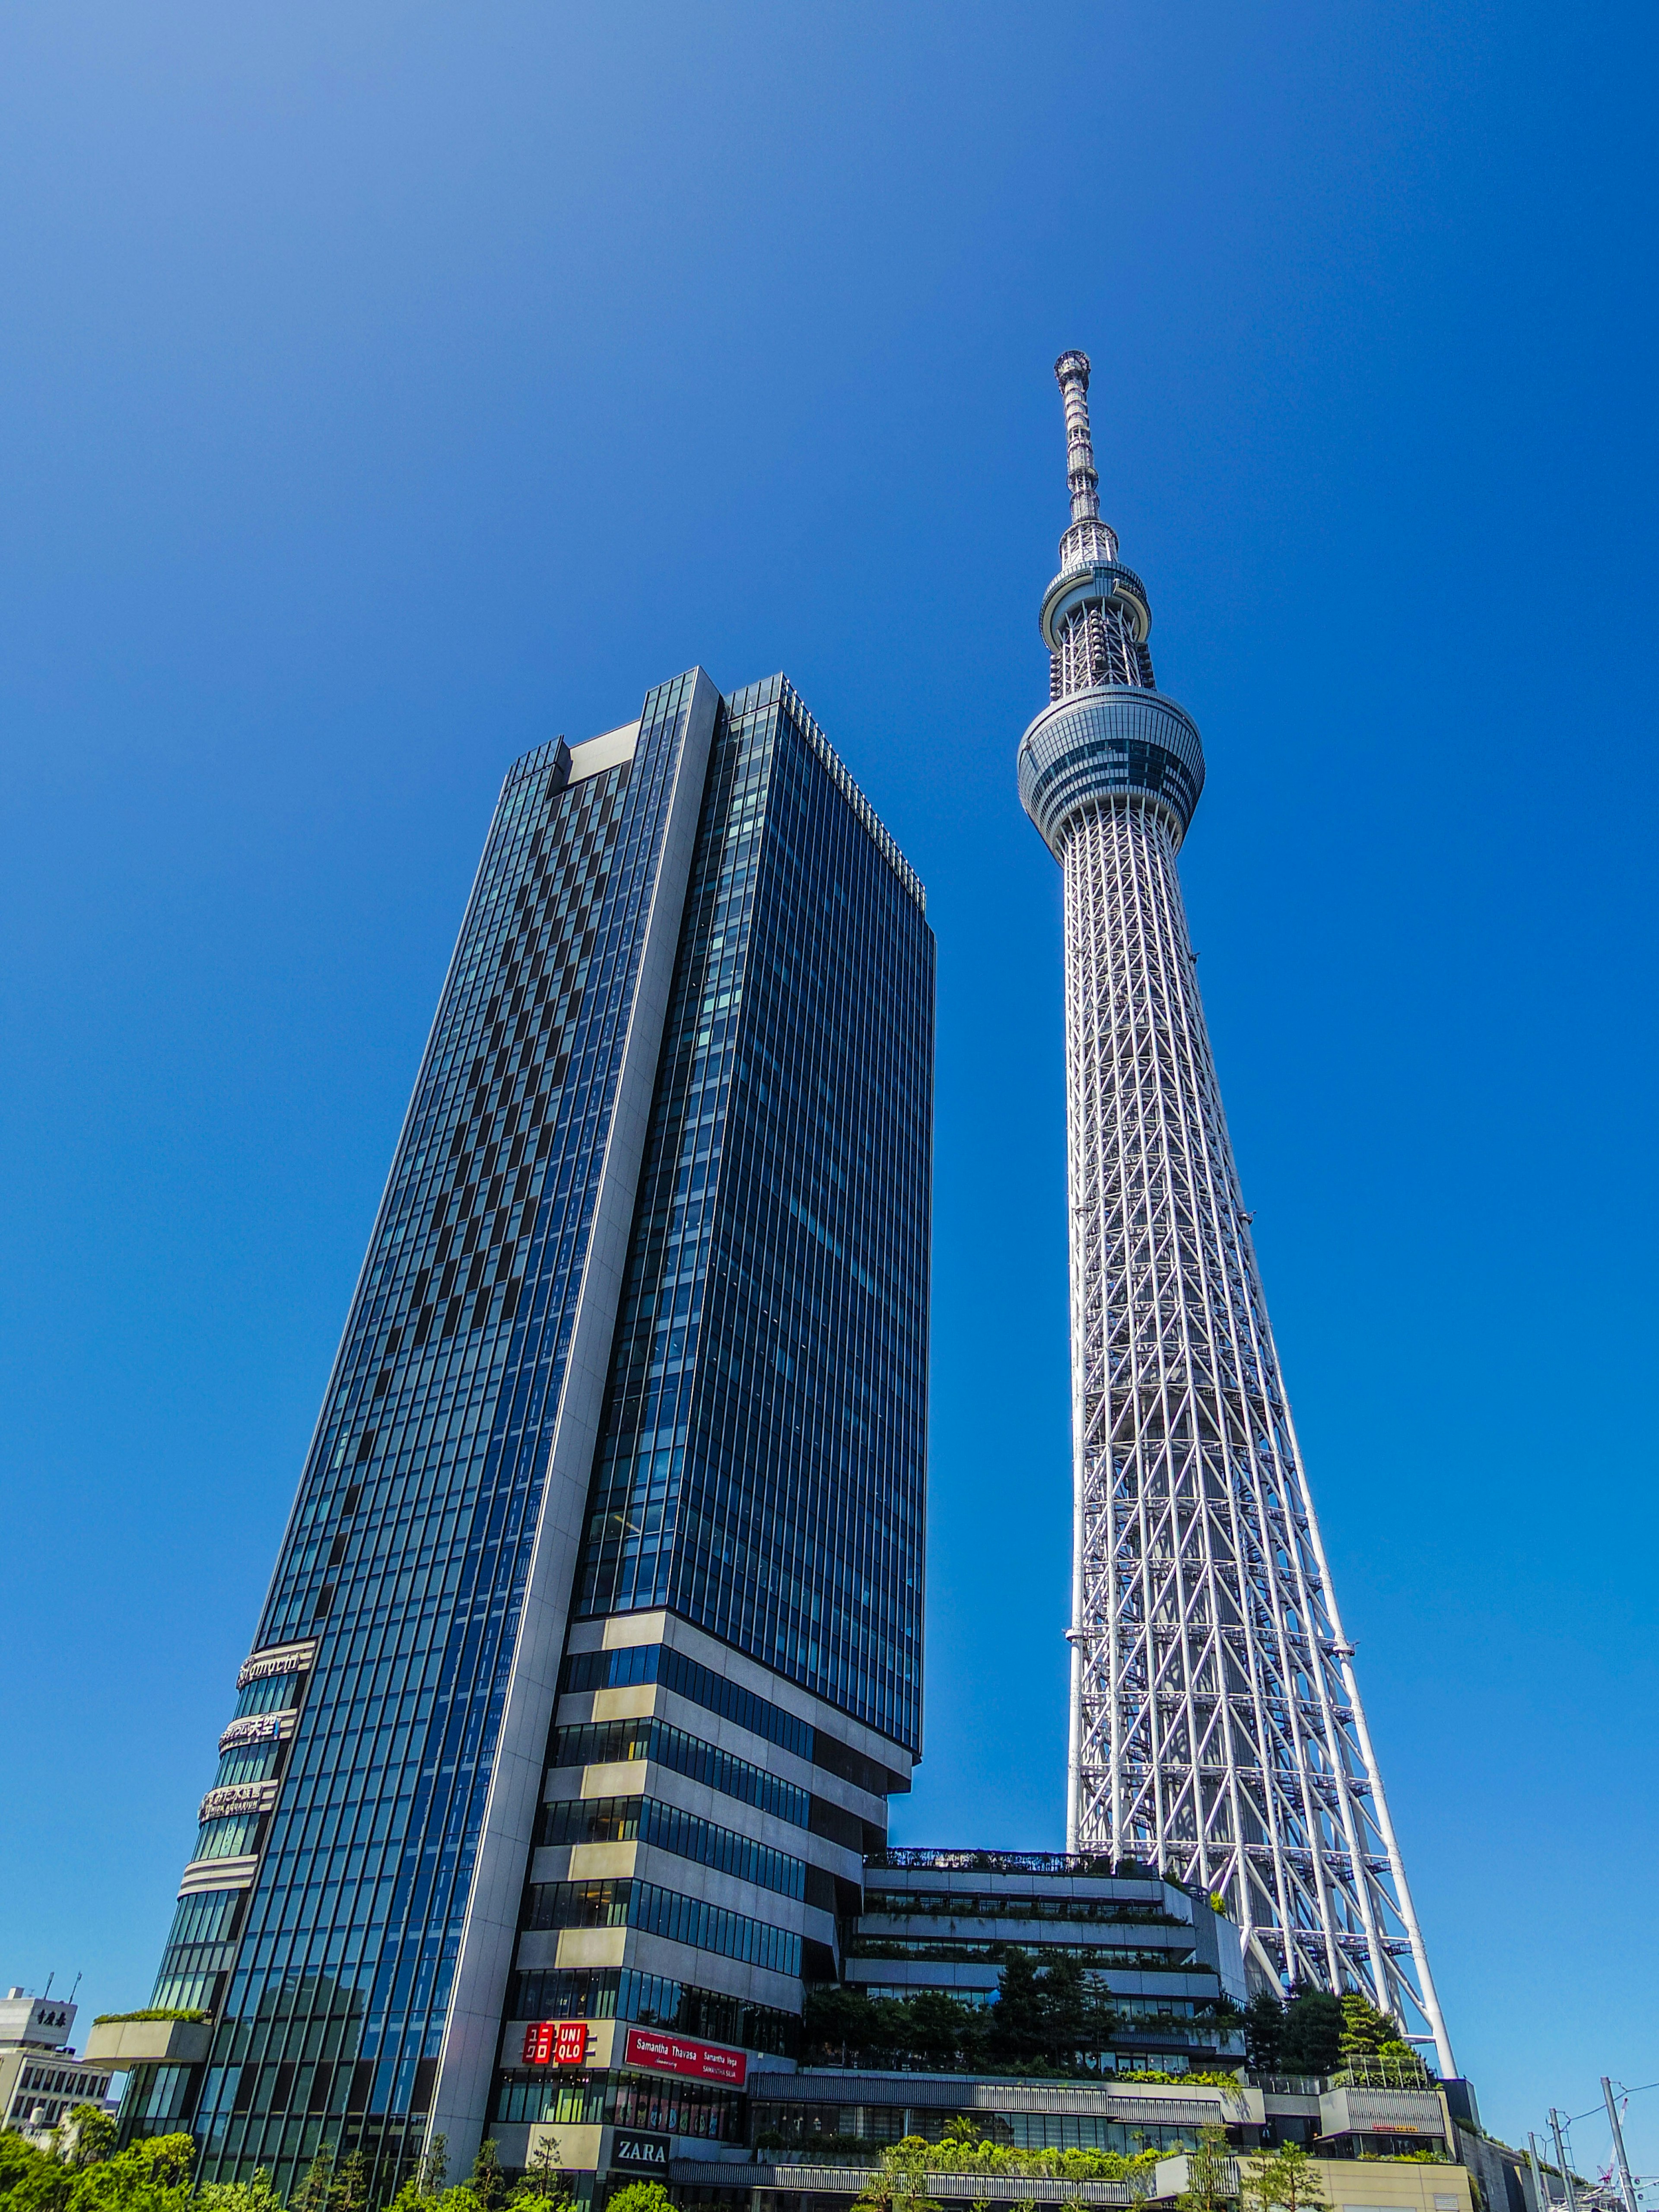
[929,2121,1002,2175]
[852,2141,941,2212]
[1243,1992,1285,2072]
[985,1950,1119,2070]
[1036,1957,1118,2064]
[469,2144,507,2212]
[903,1992,989,2069]
[390,2135,467,2212]
[801,1984,890,2062]
[604,2187,678,2212]
[0,2126,73,2212]
[422,2139,450,2198]
[1179,2127,1238,2212]
[1277,1994,1343,2077]
[332,2151,369,2212]
[64,2132,196,2212]
[57,2107,118,2172]
[198,2171,286,2212]
[1245,2145,1328,2212]
[988,1949,1047,2063]
[293,2145,337,2212]
[1337,1995,1425,2083]
[508,2136,570,2211]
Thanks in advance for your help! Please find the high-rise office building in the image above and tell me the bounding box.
[121,671,934,2198]
[1017,355,1453,2069]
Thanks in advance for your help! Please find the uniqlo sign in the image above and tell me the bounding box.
[521,2021,589,2066]
[623,2027,747,2087]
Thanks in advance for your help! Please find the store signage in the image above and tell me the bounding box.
[198,1781,278,1825]
[521,2021,590,2067]
[237,1642,316,1688]
[219,1713,285,1754]
[611,2131,671,2173]
[623,2027,747,2087]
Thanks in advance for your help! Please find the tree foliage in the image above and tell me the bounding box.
[1243,1993,1287,2071]
[804,1951,1120,2073]
[1178,2126,1238,2212]
[602,2188,677,2212]
[0,2112,559,2212]
[292,2147,336,2212]
[0,2127,196,2212]
[388,2133,486,2212]
[196,2172,286,2212]
[332,2152,369,2212]
[508,2138,570,2212]
[1337,1997,1425,2083]
[56,2114,117,2175]
[924,2133,1157,2181]
[851,2141,940,2212]
[1245,2145,1328,2212]
[1241,1992,1344,2077]
[467,2146,505,2212]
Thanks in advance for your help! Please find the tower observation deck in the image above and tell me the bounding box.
[1018,352,1453,2069]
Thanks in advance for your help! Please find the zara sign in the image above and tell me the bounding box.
[610,2130,670,2174]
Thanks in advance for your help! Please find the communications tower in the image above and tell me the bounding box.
[1018,351,1453,2068]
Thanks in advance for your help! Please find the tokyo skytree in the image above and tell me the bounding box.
[1017,351,1453,2068]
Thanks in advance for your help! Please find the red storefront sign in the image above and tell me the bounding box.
[521,2021,590,2066]
[623,2027,747,2088]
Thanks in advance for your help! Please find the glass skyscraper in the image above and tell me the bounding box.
[121,670,934,2201]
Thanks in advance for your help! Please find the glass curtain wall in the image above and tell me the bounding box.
[137,674,704,2200]
[575,677,933,1750]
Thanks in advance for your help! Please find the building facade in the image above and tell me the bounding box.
[1016,354,1453,2069]
[119,671,934,2202]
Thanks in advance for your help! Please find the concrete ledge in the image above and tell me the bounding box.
[1151,2155,1470,2212]
[768,2070,1248,2123]
[674,2163,1140,2204]
[178,1854,258,1896]
[84,2018,213,2069]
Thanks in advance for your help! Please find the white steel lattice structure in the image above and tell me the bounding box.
[1017,352,1454,2072]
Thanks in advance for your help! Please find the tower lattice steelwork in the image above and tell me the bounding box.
[1018,352,1453,2069]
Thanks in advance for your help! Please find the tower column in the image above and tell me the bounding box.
[1021,351,1454,2074]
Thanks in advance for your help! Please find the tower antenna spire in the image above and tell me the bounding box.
[1054,350,1100,525]
[1052,351,1119,577]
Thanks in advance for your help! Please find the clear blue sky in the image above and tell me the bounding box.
[2,0,1655,2180]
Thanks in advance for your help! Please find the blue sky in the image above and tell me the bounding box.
[2,0,1656,2180]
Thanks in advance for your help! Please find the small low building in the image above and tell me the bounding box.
[660,2053,1491,2209]
[490,1847,1541,2208]
[0,1987,116,2144]
[749,2064,1255,2159]
[1150,2153,1474,2212]
[845,1851,1246,2075]
[493,1847,1250,2192]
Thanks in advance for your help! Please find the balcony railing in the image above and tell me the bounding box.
[1332,2057,1435,2091]
[868,1849,1162,1880]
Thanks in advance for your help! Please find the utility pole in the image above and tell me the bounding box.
[1602,2080,1640,2212]
[1530,2133,1554,2212]
[1531,2123,1557,2212]
[1551,2110,1581,2212]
